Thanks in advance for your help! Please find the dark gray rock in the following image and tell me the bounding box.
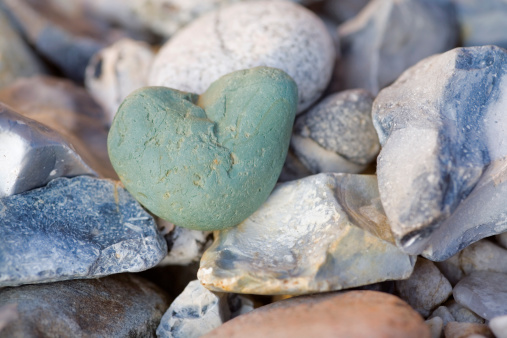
[336,0,457,94]
[453,0,507,49]
[0,103,95,198]
[291,89,379,174]
[453,271,507,320]
[0,176,167,287]
[0,274,170,337]
[372,45,507,259]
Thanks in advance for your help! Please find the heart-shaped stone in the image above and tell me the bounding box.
[108,67,298,231]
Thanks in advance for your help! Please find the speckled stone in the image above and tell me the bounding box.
[291,89,379,174]
[109,67,297,231]
[0,176,167,287]
[85,38,154,124]
[444,322,494,338]
[372,46,507,258]
[336,0,457,94]
[453,271,507,320]
[148,0,335,113]
[198,173,414,295]
[395,258,452,317]
[204,291,430,338]
[0,274,170,337]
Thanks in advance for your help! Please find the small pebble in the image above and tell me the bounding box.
[429,306,455,326]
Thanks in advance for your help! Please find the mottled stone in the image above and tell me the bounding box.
[0,176,167,287]
[446,300,485,324]
[0,76,116,179]
[156,280,252,338]
[0,103,95,198]
[425,317,443,338]
[198,173,414,295]
[0,274,170,337]
[444,322,494,338]
[453,0,507,49]
[159,223,212,266]
[336,0,457,94]
[109,67,297,231]
[85,38,154,124]
[204,291,430,338]
[372,46,507,259]
[0,10,44,88]
[395,258,452,317]
[489,315,507,338]
[429,306,455,326]
[148,1,335,113]
[291,89,379,174]
[453,271,507,320]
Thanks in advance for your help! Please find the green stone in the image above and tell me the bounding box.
[108,67,298,231]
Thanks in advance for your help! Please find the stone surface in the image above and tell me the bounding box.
[85,38,154,124]
[204,291,430,338]
[425,317,443,338]
[453,271,507,320]
[0,274,170,337]
[0,76,117,179]
[109,67,297,231]
[198,173,414,295]
[446,300,485,324]
[156,280,252,338]
[320,0,370,23]
[395,258,452,317]
[372,46,507,259]
[291,89,379,174]
[0,9,44,88]
[429,306,455,326]
[159,224,212,266]
[444,322,494,338]
[0,176,167,287]
[336,0,457,94]
[453,0,507,49]
[148,0,335,113]
[0,103,95,198]
[489,315,507,338]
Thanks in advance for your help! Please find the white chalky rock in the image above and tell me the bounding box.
[85,38,154,124]
[149,1,335,113]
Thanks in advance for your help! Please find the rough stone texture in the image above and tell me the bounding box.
[291,89,379,174]
[0,76,117,179]
[156,280,252,338]
[453,0,507,49]
[489,315,507,338]
[0,274,170,337]
[0,9,44,88]
[444,322,494,338]
[453,271,507,320]
[148,1,335,113]
[372,46,507,259]
[85,38,154,124]
[336,0,457,95]
[204,291,430,338]
[109,67,297,231]
[445,300,485,324]
[198,173,414,295]
[429,306,455,326]
[395,258,452,317]
[425,317,443,338]
[0,103,95,198]
[0,176,167,287]
[159,224,212,266]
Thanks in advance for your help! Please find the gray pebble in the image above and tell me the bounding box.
[430,306,456,326]
[446,300,485,324]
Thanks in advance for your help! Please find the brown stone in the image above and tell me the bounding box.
[444,322,494,338]
[204,291,430,338]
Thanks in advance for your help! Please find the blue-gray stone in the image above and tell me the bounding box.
[0,176,167,287]
[373,45,507,259]
[453,271,507,320]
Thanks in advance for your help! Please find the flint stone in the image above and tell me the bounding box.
[204,291,430,338]
[444,322,494,338]
[372,45,507,259]
[0,274,170,337]
[0,76,117,179]
[453,271,507,320]
[429,306,455,326]
[0,103,95,198]
[489,315,507,338]
[291,89,379,174]
[445,300,485,324]
[453,0,507,49]
[395,258,452,317]
[336,0,457,94]
[148,1,335,113]
[425,317,443,338]
[0,176,167,287]
[85,38,154,124]
[198,173,414,295]
[156,280,252,338]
